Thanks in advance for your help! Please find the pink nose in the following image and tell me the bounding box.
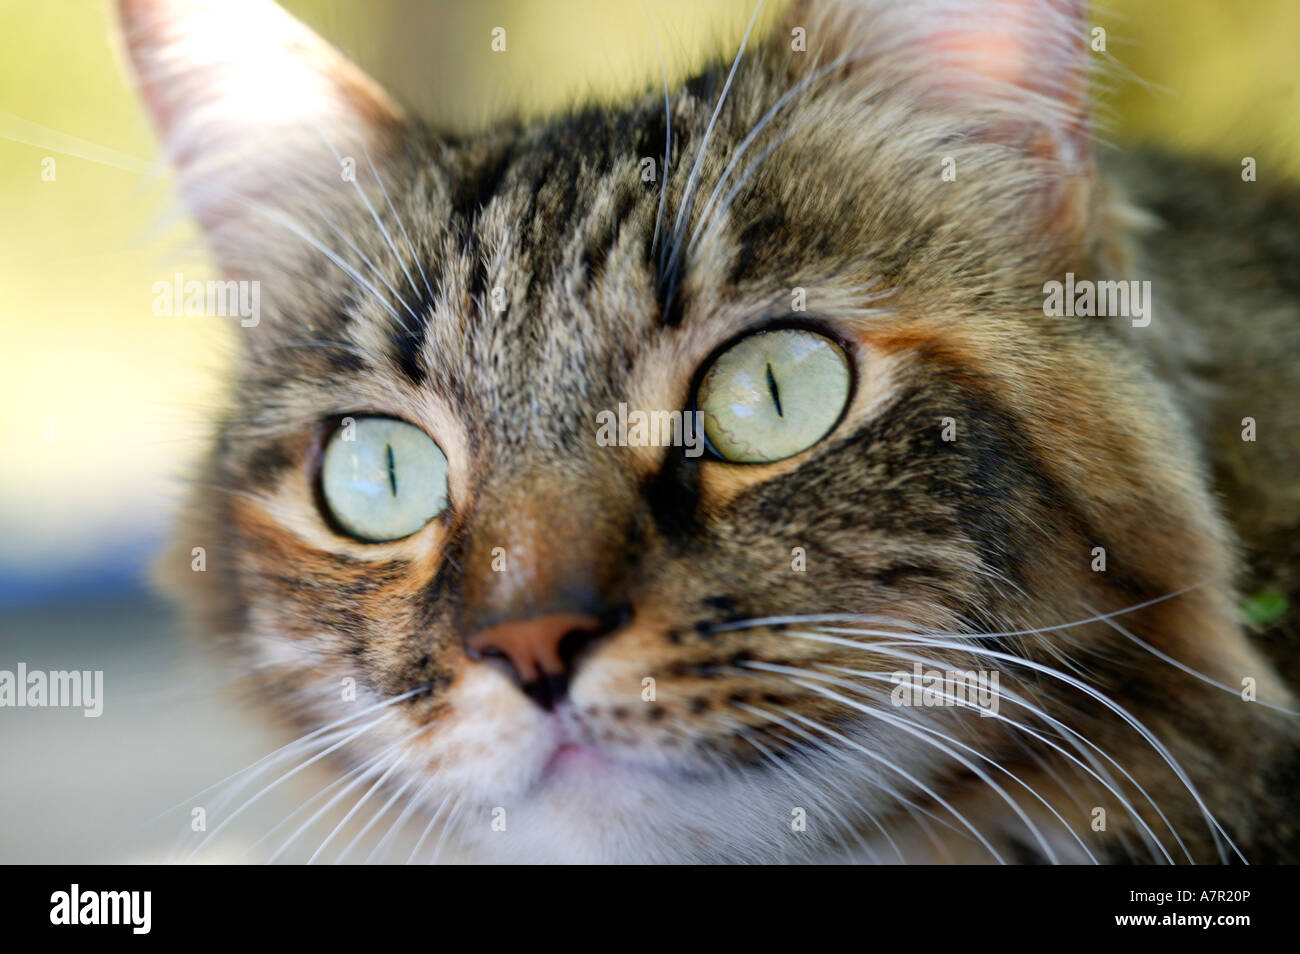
[466,612,607,709]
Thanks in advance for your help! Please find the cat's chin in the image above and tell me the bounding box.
[392,662,891,862]
[454,731,841,864]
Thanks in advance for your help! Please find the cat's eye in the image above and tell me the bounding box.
[319,416,449,541]
[696,328,852,463]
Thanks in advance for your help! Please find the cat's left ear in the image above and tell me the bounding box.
[117,0,406,252]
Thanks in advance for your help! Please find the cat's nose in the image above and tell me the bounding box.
[466,611,613,710]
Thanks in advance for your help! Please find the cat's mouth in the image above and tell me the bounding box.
[534,718,626,787]
[528,711,676,793]
[540,742,610,777]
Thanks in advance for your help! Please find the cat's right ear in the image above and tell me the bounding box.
[776,0,1095,240]
[117,0,407,260]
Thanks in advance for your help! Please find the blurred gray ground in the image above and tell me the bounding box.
[0,591,398,864]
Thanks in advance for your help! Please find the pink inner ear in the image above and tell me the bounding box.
[932,27,1030,89]
[918,0,1087,112]
[118,0,405,157]
[117,0,408,242]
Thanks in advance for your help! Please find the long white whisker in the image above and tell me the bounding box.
[661,0,766,281]
[750,662,1098,864]
[748,704,1006,862]
[155,685,429,824]
[313,130,425,312]
[719,711,893,863]
[710,586,1210,641]
[366,776,438,864]
[361,140,437,303]
[245,750,374,857]
[307,751,408,864]
[817,650,1173,863]
[804,633,1189,862]
[1089,603,1300,716]
[0,111,154,174]
[687,50,867,256]
[744,661,1061,863]
[312,203,422,325]
[269,723,429,865]
[205,182,412,333]
[405,794,453,865]
[798,627,1240,862]
[335,770,420,865]
[187,714,391,861]
[722,712,904,863]
[426,799,466,864]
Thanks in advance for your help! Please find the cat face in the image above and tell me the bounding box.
[122,0,1286,862]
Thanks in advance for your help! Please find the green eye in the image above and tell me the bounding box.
[697,328,852,463]
[320,416,449,541]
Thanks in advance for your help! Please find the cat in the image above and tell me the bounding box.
[118,0,1300,863]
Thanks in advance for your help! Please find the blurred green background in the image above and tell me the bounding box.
[0,0,1297,865]
[1,0,1298,606]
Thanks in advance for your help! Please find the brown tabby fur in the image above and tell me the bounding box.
[120,0,1299,862]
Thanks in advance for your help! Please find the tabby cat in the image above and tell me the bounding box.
[118,0,1300,863]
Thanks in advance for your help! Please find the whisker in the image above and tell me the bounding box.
[311,203,422,326]
[405,794,453,865]
[264,749,398,864]
[770,704,1006,862]
[742,661,1061,863]
[660,0,767,289]
[817,651,1173,863]
[706,583,1209,639]
[313,129,425,315]
[751,662,1098,864]
[361,140,437,303]
[426,799,466,864]
[269,722,430,864]
[187,714,392,862]
[803,633,1188,862]
[800,628,1240,862]
[1088,602,1300,716]
[687,50,866,257]
[154,684,430,824]
[366,775,438,864]
[715,667,976,847]
[244,749,375,858]
[202,181,413,333]
[718,711,893,863]
[306,750,408,864]
[0,111,154,174]
[335,770,421,865]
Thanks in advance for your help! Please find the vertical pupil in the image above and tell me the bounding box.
[385,442,397,497]
[765,361,783,418]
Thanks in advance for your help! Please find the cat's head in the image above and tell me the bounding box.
[122,0,1264,862]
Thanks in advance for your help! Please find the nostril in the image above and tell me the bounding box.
[521,671,569,712]
[466,610,621,709]
[557,617,609,667]
[466,642,518,684]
